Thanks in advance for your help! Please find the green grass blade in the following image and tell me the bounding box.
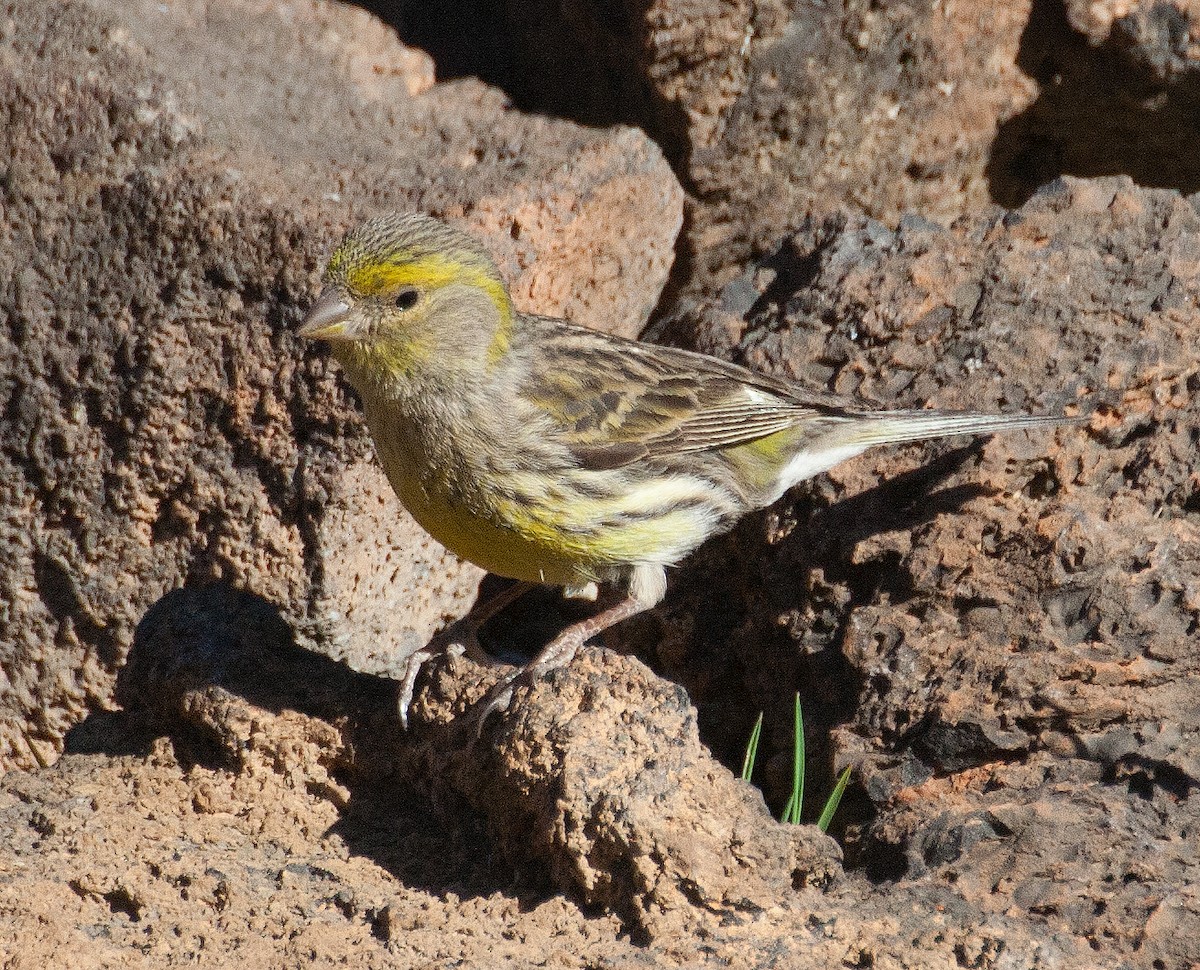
[782,694,804,825]
[741,711,764,782]
[816,766,853,833]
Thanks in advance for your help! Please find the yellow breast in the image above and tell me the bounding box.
[360,398,724,587]
[363,407,598,586]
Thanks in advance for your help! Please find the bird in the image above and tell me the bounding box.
[297,212,1077,726]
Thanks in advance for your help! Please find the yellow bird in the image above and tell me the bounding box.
[299,213,1075,724]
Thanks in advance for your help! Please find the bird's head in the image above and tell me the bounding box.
[299,213,514,392]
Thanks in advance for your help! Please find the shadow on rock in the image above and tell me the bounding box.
[647,441,989,816]
[71,582,840,940]
[988,0,1200,206]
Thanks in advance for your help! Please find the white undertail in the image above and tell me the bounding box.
[769,410,1073,503]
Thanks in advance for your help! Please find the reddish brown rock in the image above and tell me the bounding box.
[3,0,1200,966]
[0,583,1087,967]
[463,0,1200,298]
[8,169,1195,967]
[451,0,1039,292]
[110,583,843,939]
[655,174,1200,969]
[1064,0,1200,48]
[987,0,1200,213]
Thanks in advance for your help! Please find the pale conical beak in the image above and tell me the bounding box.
[298,289,352,341]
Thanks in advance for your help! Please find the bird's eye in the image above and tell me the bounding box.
[394,288,419,311]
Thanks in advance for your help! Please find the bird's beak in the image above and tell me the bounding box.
[298,289,352,341]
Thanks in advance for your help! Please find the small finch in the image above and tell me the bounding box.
[299,213,1076,725]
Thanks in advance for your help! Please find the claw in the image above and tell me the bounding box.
[395,581,534,729]
[394,615,488,728]
[465,589,655,733]
[471,672,519,736]
[396,647,432,730]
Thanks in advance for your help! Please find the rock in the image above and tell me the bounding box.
[458,0,1200,298]
[110,584,843,938]
[658,174,1200,969]
[0,582,1085,966]
[454,0,1040,293]
[4,0,1200,965]
[0,0,683,770]
[8,172,1192,966]
[989,0,1200,212]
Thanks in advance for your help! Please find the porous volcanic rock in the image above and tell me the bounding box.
[653,174,1200,968]
[3,0,1200,966]
[407,0,1200,299]
[6,170,1197,967]
[0,583,1088,967]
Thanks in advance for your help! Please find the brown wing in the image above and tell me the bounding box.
[516,318,856,471]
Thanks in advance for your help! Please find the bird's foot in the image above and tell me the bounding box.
[469,628,588,735]
[396,618,502,729]
[397,581,535,729]
[468,590,654,734]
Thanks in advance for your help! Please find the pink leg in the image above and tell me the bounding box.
[473,591,654,730]
[397,580,534,728]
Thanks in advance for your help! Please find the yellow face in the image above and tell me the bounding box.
[298,213,515,382]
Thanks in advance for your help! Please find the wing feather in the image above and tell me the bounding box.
[516,317,848,470]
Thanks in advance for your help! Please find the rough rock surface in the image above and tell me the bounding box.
[8,163,1200,964]
[409,0,1200,297]
[652,174,1200,968]
[3,0,1200,967]
[0,0,682,770]
[400,0,1038,290]
[0,584,1088,967]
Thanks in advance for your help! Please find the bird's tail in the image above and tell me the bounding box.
[766,408,1082,503]
[838,408,1083,449]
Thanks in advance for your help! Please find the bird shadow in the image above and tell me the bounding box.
[65,583,538,905]
[803,440,992,571]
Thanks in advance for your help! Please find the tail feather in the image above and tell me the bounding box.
[766,408,1083,504]
[840,409,1082,448]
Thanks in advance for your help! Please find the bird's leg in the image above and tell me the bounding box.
[472,589,655,729]
[397,579,534,728]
